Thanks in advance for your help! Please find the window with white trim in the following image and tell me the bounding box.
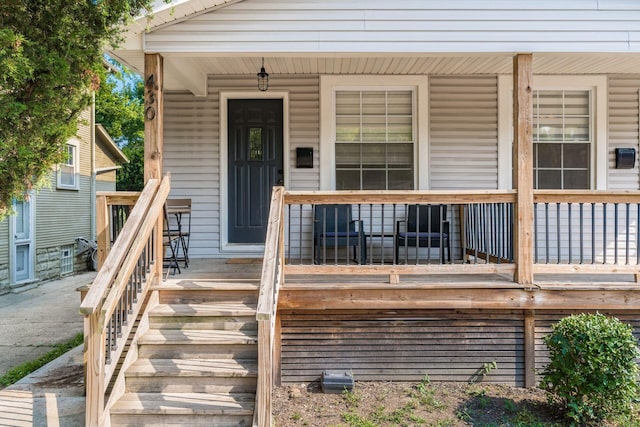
[57,142,78,189]
[335,90,414,190]
[533,90,591,189]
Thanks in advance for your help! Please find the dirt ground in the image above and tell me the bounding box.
[273,380,637,427]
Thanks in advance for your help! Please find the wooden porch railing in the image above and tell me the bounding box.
[254,186,285,427]
[533,190,640,277]
[80,176,170,426]
[95,191,141,269]
[279,190,640,281]
[283,190,519,280]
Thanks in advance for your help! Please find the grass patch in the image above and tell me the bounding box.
[0,332,83,387]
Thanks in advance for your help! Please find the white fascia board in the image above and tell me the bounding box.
[131,0,245,36]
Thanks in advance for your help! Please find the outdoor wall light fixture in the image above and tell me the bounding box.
[257,57,269,91]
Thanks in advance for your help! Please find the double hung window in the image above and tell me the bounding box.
[335,90,414,190]
[58,142,78,189]
[533,90,591,189]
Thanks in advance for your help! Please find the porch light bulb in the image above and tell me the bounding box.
[257,57,269,92]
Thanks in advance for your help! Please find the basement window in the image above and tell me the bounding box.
[60,245,74,275]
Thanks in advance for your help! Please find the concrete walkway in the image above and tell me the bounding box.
[0,272,94,426]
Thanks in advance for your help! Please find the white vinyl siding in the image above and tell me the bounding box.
[163,75,320,258]
[145,0,640,54]
[429,76,498,190]
[608,75,640,190]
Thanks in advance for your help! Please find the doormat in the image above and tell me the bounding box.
[226,258,263,264]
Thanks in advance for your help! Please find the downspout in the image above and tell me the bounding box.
[90,92,96,241]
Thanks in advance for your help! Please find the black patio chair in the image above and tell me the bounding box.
[313,204,367,264]
[395,204,451,264]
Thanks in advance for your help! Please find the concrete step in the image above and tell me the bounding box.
[125,358,258,393]
[110,392,254,427]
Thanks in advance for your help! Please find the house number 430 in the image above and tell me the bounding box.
[145,74,158,121]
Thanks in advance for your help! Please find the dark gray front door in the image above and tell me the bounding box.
[228,99,283,244]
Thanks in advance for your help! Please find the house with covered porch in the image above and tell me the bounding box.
[81,1,640,425]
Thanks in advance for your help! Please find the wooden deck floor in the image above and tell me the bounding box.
[167,258,640,287]
[163,258,640,311]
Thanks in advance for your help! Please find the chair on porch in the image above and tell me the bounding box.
[395,204,451,264]
[163,204,182,279]
[165,198,191,268]
[313,204,367,264]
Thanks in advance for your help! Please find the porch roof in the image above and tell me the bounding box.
[110,0,640,94]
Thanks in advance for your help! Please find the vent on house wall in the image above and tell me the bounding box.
[60,245,74,275]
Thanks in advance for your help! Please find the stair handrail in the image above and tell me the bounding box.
[254,186,285,427]
[80,175,170,426]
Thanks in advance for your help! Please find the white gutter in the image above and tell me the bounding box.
[95,166,123,174]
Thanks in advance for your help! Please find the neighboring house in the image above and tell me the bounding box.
[0,110,127,294]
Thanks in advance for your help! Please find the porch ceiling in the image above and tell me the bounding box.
[110,51,640,94]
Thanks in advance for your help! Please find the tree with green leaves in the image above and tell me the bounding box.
[0,0,157,219]
[96,60,145,191]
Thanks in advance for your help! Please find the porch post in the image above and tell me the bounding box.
[513,53,536,388]
[512,53,534,286]
[144,53,164,281]
[144,53,164,182]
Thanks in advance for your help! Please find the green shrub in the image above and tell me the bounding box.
[541,313,640,425]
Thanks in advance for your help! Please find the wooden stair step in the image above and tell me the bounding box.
[110,392,255,416]
[139,329,258,346]
[152,280,260,291]
[149,303,257,318]
[127,358,257,378]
